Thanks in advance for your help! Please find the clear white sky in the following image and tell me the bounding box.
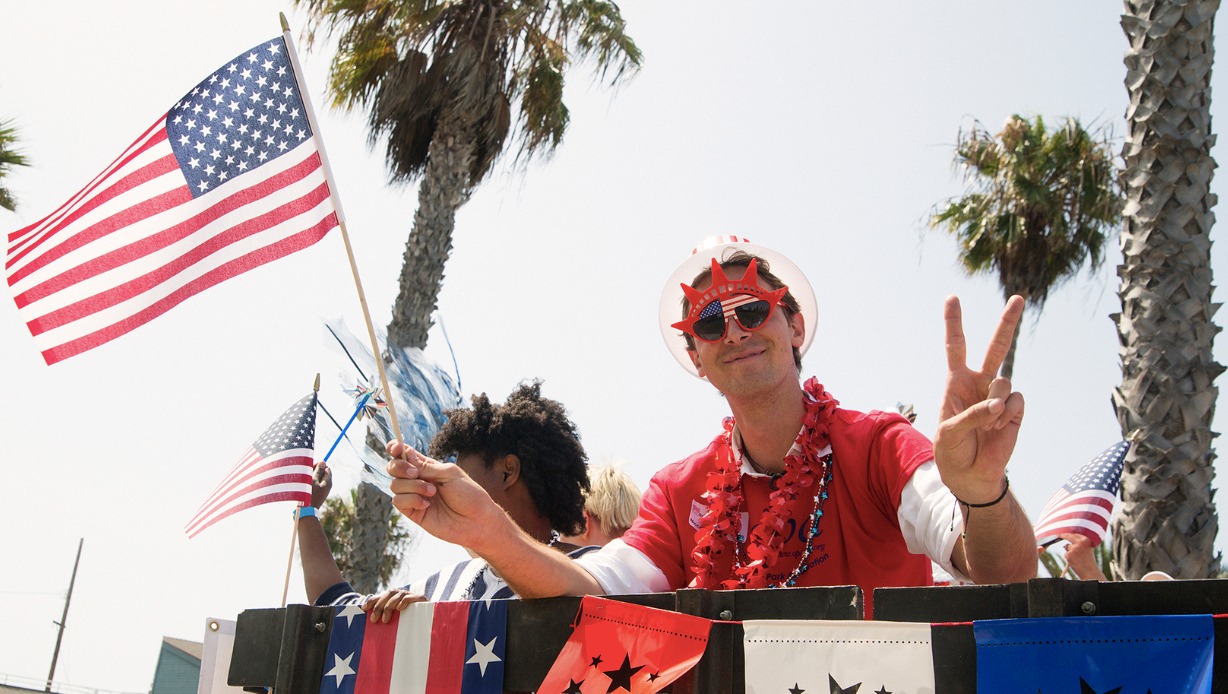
[2,2,1226,692]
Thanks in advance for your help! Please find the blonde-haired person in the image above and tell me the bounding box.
[562,463,643,547]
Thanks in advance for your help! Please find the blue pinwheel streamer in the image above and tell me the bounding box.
[322,317,463,495]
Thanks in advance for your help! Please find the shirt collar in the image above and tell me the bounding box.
[730,386,830,477]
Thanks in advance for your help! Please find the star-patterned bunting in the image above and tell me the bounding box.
[602,655,645,693]
[538,596,711,694]
[744,620,934,694]
[828,676,859,694]
[314,600,506,694]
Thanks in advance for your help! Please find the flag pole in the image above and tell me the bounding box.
[278,13,405,449]
[282,387,374,605]
[330,217,403,447]
[283,509,303,608]
[281,374,320,607]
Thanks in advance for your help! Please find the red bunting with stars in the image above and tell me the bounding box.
[537,596,711,694]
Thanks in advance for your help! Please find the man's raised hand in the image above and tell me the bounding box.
[385,440,501,551]
[933,295,1026,503]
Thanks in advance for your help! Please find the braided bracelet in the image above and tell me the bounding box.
[950,477,1010,539]
[954,477,1010,508]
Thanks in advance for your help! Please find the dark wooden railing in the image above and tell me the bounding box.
[228,578,1228,693]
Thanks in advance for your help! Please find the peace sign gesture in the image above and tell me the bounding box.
[933,295,1026,505]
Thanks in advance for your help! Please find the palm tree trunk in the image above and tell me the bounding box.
[1112,0,1223,579]
[347,481,395,593]
[344,109,478,593]
[999,287,1028,381]
[1000,321,1021,381]
[388,109,476,350]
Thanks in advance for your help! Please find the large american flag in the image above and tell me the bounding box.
[6,35,340,365]
[1033,440,1131,548]
[185,391,316,538]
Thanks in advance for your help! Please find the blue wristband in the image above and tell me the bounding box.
[295,506,317,519]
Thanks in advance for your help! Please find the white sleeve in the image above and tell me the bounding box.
[897,460,971,584]
[574,538,673,595]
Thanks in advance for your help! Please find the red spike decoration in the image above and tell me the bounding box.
[671,258,789,338]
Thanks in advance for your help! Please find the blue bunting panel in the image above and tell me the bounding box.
[974,614,1213,694]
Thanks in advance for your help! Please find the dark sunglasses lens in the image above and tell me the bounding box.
[735,300,772,330]
[693,316,727,341]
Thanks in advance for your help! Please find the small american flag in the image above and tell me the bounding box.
[699,294,759,321]
[1033,440,1131,548]
[6,34,340,365]
[185,391,317,538]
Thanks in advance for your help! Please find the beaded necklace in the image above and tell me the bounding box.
[689,378,838,590]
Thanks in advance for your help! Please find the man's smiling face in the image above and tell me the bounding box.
[686,264,805,398]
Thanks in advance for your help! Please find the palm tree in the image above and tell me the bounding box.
[1112,0,1221,580]
[320,488,418,589]
[294,0,641,592]
[930,114,1123,379]
[0,118,29,211]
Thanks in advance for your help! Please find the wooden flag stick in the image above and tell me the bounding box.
[279,14,404,448]
[282,510,302,608]
[335,218,404,446]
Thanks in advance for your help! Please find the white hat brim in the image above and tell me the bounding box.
[658,238,818,379]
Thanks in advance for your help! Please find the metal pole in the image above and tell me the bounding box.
[45,538,82,693]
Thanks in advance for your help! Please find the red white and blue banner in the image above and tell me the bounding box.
[974,614,1213,693]
[743,619,935,694]
[537,596,711,694]
[318,600,507,694]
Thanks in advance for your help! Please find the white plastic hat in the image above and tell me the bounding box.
[658,236,818,378]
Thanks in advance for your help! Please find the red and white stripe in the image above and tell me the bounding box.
[1032,489,1116,547]
[719,293,761,319]
[183,446,313,538]
[690,235,750,255]
[354,602,474,694]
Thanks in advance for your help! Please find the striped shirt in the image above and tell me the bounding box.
[315,545,600,606]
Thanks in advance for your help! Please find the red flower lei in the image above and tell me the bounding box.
[688,378,837,590]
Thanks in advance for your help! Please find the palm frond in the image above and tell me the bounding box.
[291,0,640,185]
[0,118,30,212]
[929,114,1123,310]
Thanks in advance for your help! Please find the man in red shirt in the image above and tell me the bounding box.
[383,237,1038,608]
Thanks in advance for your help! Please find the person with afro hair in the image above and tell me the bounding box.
[298,380,595,614]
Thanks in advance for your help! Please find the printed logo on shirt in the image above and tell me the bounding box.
[689,500,706,529]
[689,499,750,538]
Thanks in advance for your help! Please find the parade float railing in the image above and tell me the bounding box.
[228,578,1228,694]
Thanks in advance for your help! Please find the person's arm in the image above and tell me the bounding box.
[1060,533,1108,581]
[298,461,347,603]
[362,587,428,623]
[385,441,605,599]
[934,296,1038,584]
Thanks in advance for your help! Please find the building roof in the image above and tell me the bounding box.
[161,637,203,661]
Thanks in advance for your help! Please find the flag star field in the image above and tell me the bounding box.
[167,40,311,196]
[253,392,316,456]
